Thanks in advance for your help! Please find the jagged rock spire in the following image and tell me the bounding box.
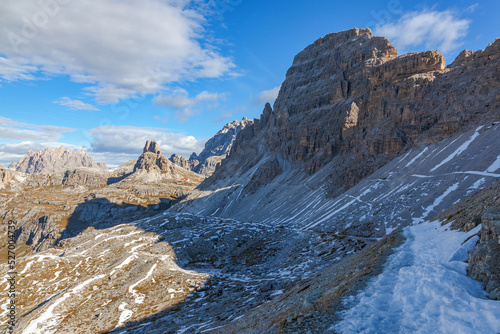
[143,140,162,154]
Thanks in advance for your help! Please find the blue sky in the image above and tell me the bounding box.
[0,0,498,167]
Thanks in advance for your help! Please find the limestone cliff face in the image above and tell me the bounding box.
[169,117,254,176]
[9,146,108,174]
[208,29,500,196]
[468,210,500,300]
[134,140,172,172]
[193,117,254,162]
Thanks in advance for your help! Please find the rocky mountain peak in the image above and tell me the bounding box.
[9,146,108,174]
[134,141,171,172]
[143,140,162,154]
[204,28,499,198]
[171,117,255,177]
[196,117,254,162]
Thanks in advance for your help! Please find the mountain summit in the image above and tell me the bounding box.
[9,146,107,174]
[169,117,254,176]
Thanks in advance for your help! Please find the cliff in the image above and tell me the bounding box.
[169,117,254,176]
[173,28,500,230]
[210,29,499,197]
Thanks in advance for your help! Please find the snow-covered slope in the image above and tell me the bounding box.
[334,221,500,333]
[173,122,500,236]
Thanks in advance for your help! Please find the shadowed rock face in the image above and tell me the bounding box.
[62,168,109,188]
[468,210,500,300]
[9,146,108,174]
[169,118,254,177]
[207,28,499,197]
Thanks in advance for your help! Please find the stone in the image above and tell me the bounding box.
[467,210,500,300]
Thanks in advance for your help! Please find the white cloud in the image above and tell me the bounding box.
[0,0,235,103]
[54,97,99,111]
[0,117,206,167]
[255,85,281,105]
[88,125,206,163]
[0,117,75,141]
[153,89,226,122]
[374,10,470,53]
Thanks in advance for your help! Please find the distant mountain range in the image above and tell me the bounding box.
[9,146,107,174]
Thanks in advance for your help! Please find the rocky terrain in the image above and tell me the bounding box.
[1,28,499,333]
[9,146,107,174]
[0,141,204,253]
[170,117,254,176]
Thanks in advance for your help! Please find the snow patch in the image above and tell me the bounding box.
[486,154,500,173]
[333,221,500,334]
[23,275,105,334]
[430,126,483,172]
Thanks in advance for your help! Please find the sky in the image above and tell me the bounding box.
[0,0,498,167]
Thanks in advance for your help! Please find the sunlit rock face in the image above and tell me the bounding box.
[9,146,108,174]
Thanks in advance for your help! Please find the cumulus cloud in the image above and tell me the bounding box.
[374,10,470,53]
[0,117,206,167]
[0,0,235,103]
[255,85,281,105]
[0,117,75,141]
[88,125,206,164]
[54,97,99,111]
[153,89,226,122]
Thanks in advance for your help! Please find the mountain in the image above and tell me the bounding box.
[9,145,108,174]
[169,117,254,176]
[2,29,500,333]
[0,141,204,253]
[174,28,500,224]
[191,117,254,162]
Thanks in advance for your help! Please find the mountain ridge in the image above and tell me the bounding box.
[9,145,108,174]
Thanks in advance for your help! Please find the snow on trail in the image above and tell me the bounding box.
[334,221,500,334]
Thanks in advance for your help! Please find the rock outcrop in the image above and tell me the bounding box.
[134,141,172,172]
[131,141,205,184]
[468,210,500,300]
[169,153,199,171]
[0,164,14,189]
[9,146,108,174]
[206,29,499,198]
